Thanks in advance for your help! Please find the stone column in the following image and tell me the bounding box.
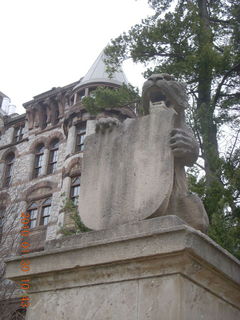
[61,176,71,201]
[42,148,49,175]
[65,125,76,156]
[73,94,77,105]
[86,120,96,137]
[57,176,74,232]
[28,153,35,180]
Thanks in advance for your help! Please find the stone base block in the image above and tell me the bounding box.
[6,216,240,320]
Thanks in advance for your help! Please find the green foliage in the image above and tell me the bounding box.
[105,0,240,259]
[187,150,240,258]
[82,84,140,115]
[60,198,91,236]
[208,213,240,260]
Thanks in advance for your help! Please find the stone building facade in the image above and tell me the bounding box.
[0,50,135,318]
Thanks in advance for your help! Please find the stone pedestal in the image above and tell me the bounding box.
[6,216,240,320]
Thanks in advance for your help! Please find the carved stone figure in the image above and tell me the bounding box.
[142,74,209,232]
[79,74,209,233]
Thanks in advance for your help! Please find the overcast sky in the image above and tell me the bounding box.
[0,0,153,114]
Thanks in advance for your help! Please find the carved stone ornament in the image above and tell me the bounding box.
[79,74,209,233]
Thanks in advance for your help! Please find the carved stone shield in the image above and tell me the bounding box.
[79,107,176,230]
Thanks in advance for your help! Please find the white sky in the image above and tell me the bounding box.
[0,0,153,114]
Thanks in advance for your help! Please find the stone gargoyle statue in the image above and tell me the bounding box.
[79,74,209,233]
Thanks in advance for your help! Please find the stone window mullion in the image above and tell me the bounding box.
[66,125,76,156]
[42,148,49,176]
[37,200,43,226]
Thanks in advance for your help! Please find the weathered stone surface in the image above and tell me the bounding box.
[79,74,209,233]
[29,281,138,320]
[80,106,176,230]
[143,74,209,233]
[5,217,240,320]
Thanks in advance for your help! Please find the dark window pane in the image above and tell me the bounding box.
[75,123,86,152]
[48,139,59,174]
[35,154,43,167]
[42,216,49,225]
[49,150,58,163]
[13,125,24,143]
[29,209,37,229]
[70,176,81,205]
[30,220,37,229]
[27,197,52,229]
[42,206,51,216]
[72,185,80,197]
[40,202,51,226]
[34,144,44,178]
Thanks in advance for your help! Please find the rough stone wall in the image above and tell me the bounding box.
[0,110,85,251]
[0,102,134,257]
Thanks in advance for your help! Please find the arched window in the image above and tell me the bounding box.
[4,152,15,187]
[27,197,52,229]
[70,176,81,205]
[75,122,86,152]
[33,144,44,178]
[48,139,59,174]
[13,124,24,143]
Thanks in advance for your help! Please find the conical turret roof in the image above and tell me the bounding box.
[74,50,128,90]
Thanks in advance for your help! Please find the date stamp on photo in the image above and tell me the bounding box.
[19,212,31,309]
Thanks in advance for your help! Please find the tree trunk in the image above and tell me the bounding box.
[197,0,219,187]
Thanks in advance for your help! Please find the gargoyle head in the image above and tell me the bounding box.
[142,73,188,115]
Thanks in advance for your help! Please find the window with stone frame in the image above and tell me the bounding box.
[13,124,24,143]
[40,198,51,225]
[75,122,86,152]
[33,144,45,178]
[47,138,59,174]
[27,197,52,229]
[70,176,81,205]
[3,152,15,187]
